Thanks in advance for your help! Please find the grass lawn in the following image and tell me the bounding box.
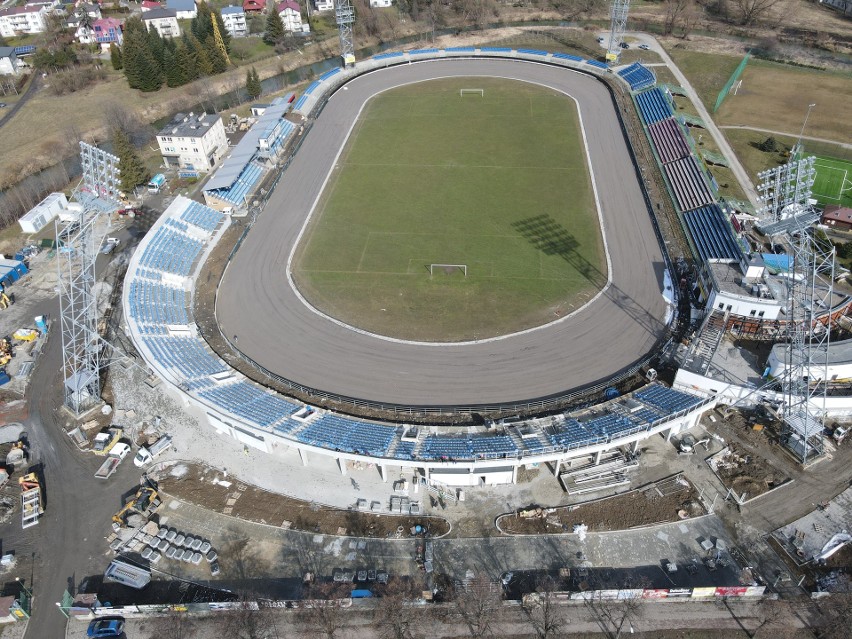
[664,48,744,112]
[812,156,852,208]
[293,77,604,342]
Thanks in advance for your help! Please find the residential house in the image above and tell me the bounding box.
[822,205,852,230]
[369,0,392,6]
[166,0,197,20]
[277,0,301,32]
[0,5,48,38]
[220,5,246,37]
[0,47,19,76]
[141,7,180,37]
[242,0,265,12]
[156,111,228,172]
[312,0,332,12]
[140,0,162,11]
[77,17,123,50]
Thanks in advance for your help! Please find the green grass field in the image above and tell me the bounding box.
[812,156,852,208]
[293,78,604,342]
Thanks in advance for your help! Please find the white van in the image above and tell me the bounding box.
[133,435,173,467]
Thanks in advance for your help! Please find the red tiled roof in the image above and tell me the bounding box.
[278,0,299,12]
[823,205,852,223]
[243,0,266,9]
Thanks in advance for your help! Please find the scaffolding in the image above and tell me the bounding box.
[606,0,631,64]
[781,219,834,465]
[334,0,355,66]
[79,142,122,205]
[57,212,102,416]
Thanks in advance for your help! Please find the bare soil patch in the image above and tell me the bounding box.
[708,441,789,502]
[152,462,449,539]
[498,475,705,535]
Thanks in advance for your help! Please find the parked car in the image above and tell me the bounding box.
[639,44,650,50]
[619,42,630,49]
[87,618,125,637]
[101,237,120,255]
[0,103,7,108]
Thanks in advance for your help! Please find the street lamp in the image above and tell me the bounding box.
[795,103,816,155]
[55,601,70,619]
[14,577,32,598]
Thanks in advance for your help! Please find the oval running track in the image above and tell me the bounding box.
[216,58,668,407]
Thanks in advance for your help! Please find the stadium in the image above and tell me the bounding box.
[122,51,748,487]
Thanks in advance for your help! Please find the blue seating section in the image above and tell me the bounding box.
[373,52,405,60]
[518,49,548,56]
[630,408,662,424]
[648,118,690,164]
[480,47,511,52]
[265,120,296,156]
[410,48,439,55]
[208,162,264,205]
[552,52,583,62]
[582,414,636,439]
[618,63,656,91]
[547,420,601,448]
[304,81,321,95]
[129,280,188,325]
[635,87,673,125]
[293,95,308,111]
[165,218,190,233]
[139,227,203,277]
[143,337,227,379]
[180,200,223,232]
[635,385,701,413]
[446,47,475,52]
[423,436,473,459]
[394,440,416,460]
[136,269,162,281]
[200,381,299,428]
[297,415,395,456]
[682,204,743,263]
[470,435,518,457]
[664,156,715,212]
[319,68,341,81]
[585,59,608,69]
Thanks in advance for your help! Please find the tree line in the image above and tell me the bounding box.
[117,1,232,92]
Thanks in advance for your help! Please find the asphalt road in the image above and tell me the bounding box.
[217,59,668,407]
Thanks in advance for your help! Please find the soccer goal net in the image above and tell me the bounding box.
[429,264,468,277]
[459,89,484,97]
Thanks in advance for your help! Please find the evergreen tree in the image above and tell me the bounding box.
[246,66,261,99]
[188,33,213,76]
[178,34,200,81]
[109,42,122,70]
[264,8,285,45]
[120,18,148,89]
[205,34,227,74]
[163,47,185,87]
[191,1,214,42]
[146,26,166,67]
[112,128,150,193]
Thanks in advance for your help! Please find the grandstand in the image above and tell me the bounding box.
[663,156,716,212]
[648,119,690,165]
[682,205,742,264]
[618,63,656,92]
[635,87,674,125]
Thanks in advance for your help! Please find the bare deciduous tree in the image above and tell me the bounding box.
[222,600,281,639]
[729,0,782,25]
[521,577,567,639]
[451,574,502,638]
[298,582,350,639]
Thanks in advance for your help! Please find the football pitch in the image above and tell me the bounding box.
[292,77,604,342]
[812,156,852,208]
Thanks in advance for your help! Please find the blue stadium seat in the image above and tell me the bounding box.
[635,87,674,124]
[618,63,656,91]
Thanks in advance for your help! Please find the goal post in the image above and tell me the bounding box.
[459,89,484,97]
[429,264,468,277]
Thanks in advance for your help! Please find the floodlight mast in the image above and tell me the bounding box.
[606,0,631,64]
[58,143,122,416]
[335,0,355,66]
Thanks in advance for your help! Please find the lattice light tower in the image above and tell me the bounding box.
[606,0,631,64]
[755,156,816,223]
[781,219,834,466]
[58,143,121,416]
[334,0,355,66]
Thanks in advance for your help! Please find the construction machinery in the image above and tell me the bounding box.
[112,485,160,529]
[0,339,11,367]
[19,473,43,529]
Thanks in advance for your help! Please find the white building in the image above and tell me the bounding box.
[219,5,246,38]
[141,7,180,38]
[313,0,332,12]
[19,192,68,234]
[166,0,197,20]
[369,0,392,6]
[0,5,48,38]
[156,112,228,172]
[0,47,18,76]
[277,0,301,32]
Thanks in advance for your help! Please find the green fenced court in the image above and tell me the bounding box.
[812,156,852,208]
[292,77,604,342]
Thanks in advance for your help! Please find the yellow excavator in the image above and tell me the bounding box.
[111,485,160,528]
